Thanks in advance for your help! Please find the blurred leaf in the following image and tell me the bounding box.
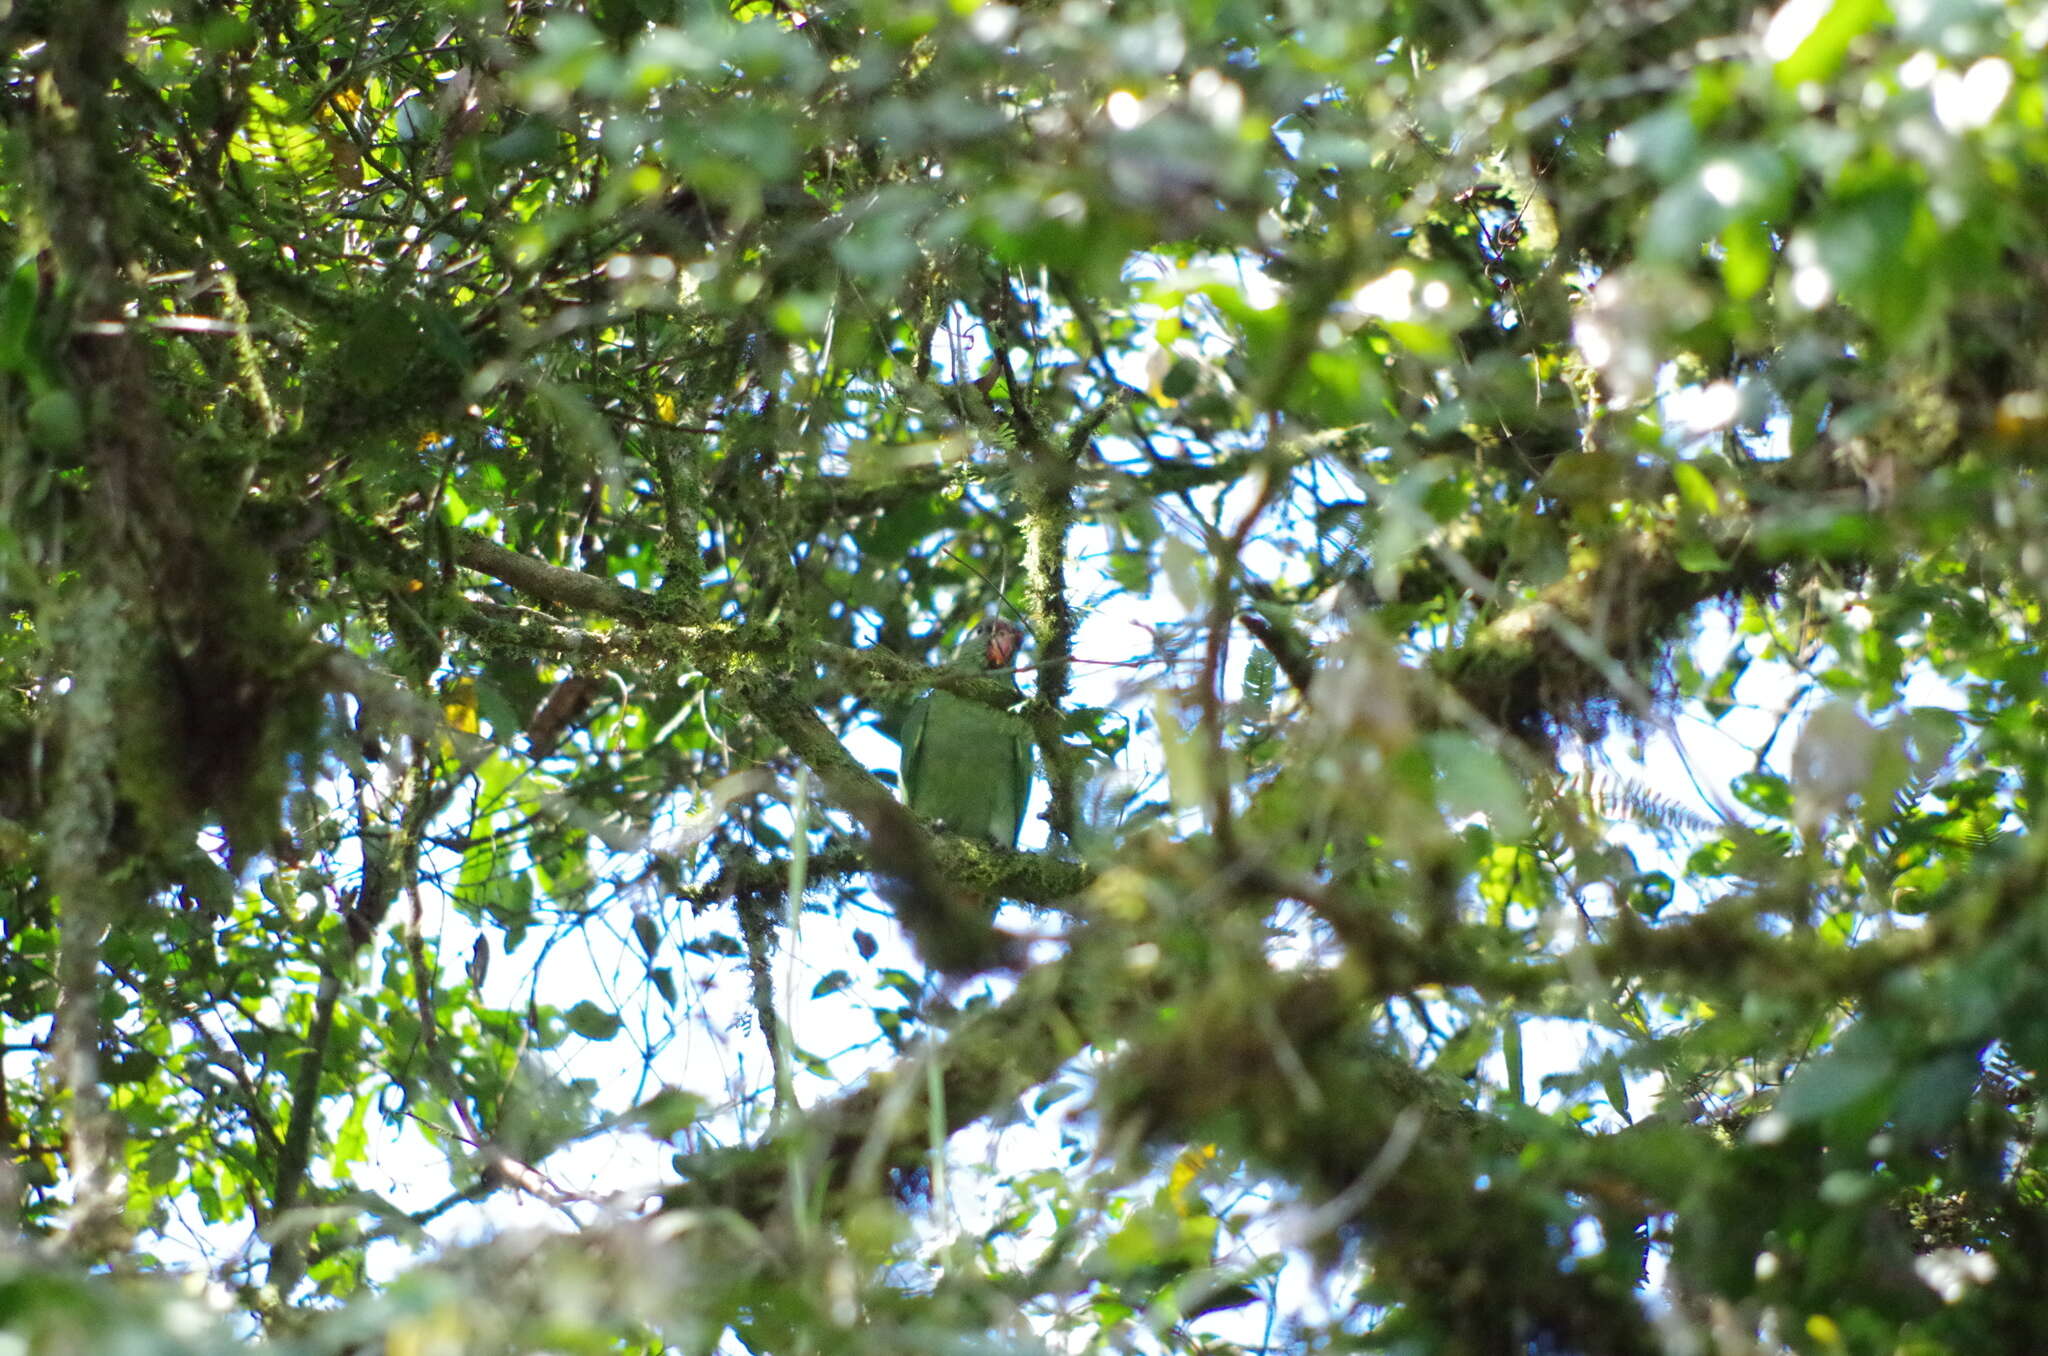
[1769,0,1886,88]
[629,1088,705,1140]
[1772,1024,1894,1125]
[564,1001,623,1041]
[1732,771,1795,820]
[1426,732,1532,837]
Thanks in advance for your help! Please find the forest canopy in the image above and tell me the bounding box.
[4,0,2048,1351]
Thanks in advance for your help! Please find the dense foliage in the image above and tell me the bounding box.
[4,0,2048,1350]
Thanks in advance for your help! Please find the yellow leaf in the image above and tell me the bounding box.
[386,1304,468,1356]
[443,677,479,735]
[1168,1142,1217,1215]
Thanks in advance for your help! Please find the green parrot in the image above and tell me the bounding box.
[867,616,1035,978]
[898,616,1035,847]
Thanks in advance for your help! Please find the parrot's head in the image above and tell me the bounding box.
[965,616,1025,671]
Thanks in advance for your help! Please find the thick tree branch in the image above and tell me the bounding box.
[450,532,664,621]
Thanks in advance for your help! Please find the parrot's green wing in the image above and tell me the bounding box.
[994,707,1033,848]
[897,690,933,807]
[899,689,1035,845]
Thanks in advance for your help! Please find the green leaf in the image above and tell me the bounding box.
[334,1095,371,1170]
[629,1088,705,1139]
[1720,218,1775,300]
[1731,771,1794,820]
[631,913,661,959]
[1672,461,1721,516]
[1769,0,1887,89]
[564,1001,623,1041]
[687,931,743,959]
[1772,1024,1894,1125]
[1600,1062,1632,1124]
[143,1139,182,1189]
[1431,1021,1496,1079]
[1241,648,1275,725]
[1426,732,1532,837]
[1675,539,1727,573]
[0,255,45,377]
